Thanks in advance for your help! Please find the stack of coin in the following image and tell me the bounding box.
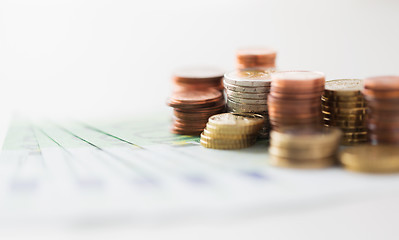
[340,145,399,173]
[223,69,272,138]
[363,76,399,144]
[236,47,277,70]
[167,89,225,135]
[322,79,368,145]
[200,113,264,149]
[269,127,342,168]
[268,71,325,130]
[172,66,224,92]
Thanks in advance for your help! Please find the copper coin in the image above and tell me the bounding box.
[268,105,321,114]
[364,76,399,91]
[271,71,325,88]
[173,66,224,82]
[170,89,222,103]
[267,95,321,107]
[271,85,325,94]
[362,89,399,99]
[269,92,323,100]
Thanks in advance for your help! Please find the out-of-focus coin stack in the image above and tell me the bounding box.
[363,76,399,144]
[236,47,277,70]
[200,113,264,149]
[167,89,225,135]
[322,79,368,145]
[269,127,342,168]
[223,70,272,138]
[172,66,225,92]
[268,71,325,131]
[340,145,399,173]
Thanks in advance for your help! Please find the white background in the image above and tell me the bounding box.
[1,0,399,239]
[1,0,399,118]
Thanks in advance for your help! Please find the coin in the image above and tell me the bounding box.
[227,98,268,112]
[270,126,342,145]
[363,89,399,99]
[202,128,257,139]
[225,89,267,100]
[340,145,399,173]
[322,100,366,108]
[324,79,363,95]
[208,112,264,128]
[224,69,272,87]
[173,66,224,82]
[200,138,255,149]
[223,81,270,93]
[363,76,399,91]
[269,145,337,159]
[236,47,277,70]
[227,95,268,105]
[271,71,325,88]
[321,95,365,102]
[323,119,366,128]
[269,155,336,169]
[322,106,366,115]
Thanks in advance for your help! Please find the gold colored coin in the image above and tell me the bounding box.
[200,138,255,150]
[270,126,342,146]
[269,145,338,160]
[322,105,366,115]
[323,119,366,128]
[269,155,336,169]
[202,128,256,140]
[321,95,365,102]
[205,122,262,135]
[322,112,366,121]
[207,113,264,133]
[322,100,366,108]
[340,145,399,173]
[324,79,364,96]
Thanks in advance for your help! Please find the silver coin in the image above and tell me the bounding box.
[223,81,270,93]
[225,89,268,100]
[227,95,268,105]
[227,98,268,112]
[224,69,272,87]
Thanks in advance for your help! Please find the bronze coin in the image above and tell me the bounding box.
[364,76,399,91]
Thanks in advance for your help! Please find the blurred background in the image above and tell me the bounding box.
[1,0,399,239]
[1,0,399,119]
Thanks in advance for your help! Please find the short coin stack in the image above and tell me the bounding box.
[363,76,399,144]
[322,79,368,145]
[167,89,225,135]
[223,69,272,138]
[172,66,224,92]
[269,127,342,168]
[340,145,399,173]
[268,71,325,131]
[236,47,277,70]
[200,113,264,149]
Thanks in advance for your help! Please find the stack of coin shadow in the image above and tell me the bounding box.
[340,145,399,173]
[172,66,225,92]
[200,113,264,149]
[236,47,277,70]
[268,71,325,131]
[167,89,225,135]
[223,69,272,138]
[269,127,342,168]
[363,76,399,144]
[322,79,368,145]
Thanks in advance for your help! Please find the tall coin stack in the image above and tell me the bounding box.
[200,113,264,149]
[224,70,272,138]
[322,79,368,145]
[236,47,277,70]
[172,66,224,92]
[363,76,399,144]
[167,89,225,135]
[269,127,342,168]
[268,71,325,131]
